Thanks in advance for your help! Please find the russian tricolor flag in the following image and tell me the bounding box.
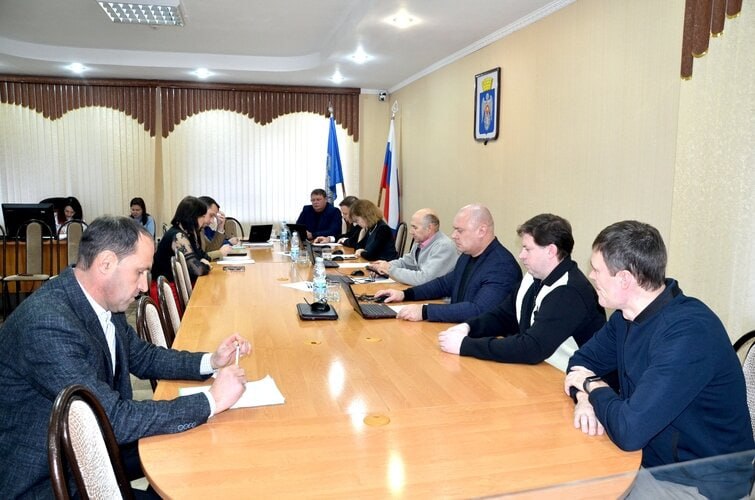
[380,118,400,230]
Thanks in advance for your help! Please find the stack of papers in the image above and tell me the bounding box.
[179,374,285,409]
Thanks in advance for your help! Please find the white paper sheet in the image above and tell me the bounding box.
[335,262,368,269]
[179,375,285,409]
[216,258,255,265]
[282,281,313,291]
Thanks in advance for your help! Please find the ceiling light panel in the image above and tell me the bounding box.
[97,1,185,26]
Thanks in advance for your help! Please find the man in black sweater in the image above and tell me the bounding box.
[438,213,605,370]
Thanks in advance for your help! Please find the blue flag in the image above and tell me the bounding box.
[325,115,344,203]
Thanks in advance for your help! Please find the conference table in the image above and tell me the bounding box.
[140,246,640,498]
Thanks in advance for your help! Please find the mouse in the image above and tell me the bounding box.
[374,295,387,303]
[351,270,365,277]
[310,301,330,312]
[332,249,344,255]
[332,255,344,261]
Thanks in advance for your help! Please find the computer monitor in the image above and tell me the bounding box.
[1,203,58,240]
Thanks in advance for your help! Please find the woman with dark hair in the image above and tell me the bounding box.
[151,196,211,284]
[58,196,85,237]
[129,197,156,238]
[350,199,398,261]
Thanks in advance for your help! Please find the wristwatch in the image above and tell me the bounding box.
[583,375,603,394]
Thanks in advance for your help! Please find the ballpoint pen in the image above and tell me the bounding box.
[234,342,240,367]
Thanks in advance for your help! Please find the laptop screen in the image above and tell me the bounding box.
[339,281,365,317]
[248,224,272,243]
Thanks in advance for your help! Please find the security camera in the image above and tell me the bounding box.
[378,91,388,102]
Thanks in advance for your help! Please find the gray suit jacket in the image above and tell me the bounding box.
[0,267,211,498]
[388,232,459,286]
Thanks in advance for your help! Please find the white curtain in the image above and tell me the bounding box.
[0,103,156,225]
[161,110,359,230]
[0,104,358,233]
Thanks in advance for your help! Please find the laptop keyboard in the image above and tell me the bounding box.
[326,275,354,284]
[360,303,395,317]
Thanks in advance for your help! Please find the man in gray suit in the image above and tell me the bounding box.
[0,216,250,498]
[369,208,458,286]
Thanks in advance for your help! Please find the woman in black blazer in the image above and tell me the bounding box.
[350,199,398,261]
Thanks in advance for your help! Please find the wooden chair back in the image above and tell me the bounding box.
[47,384,134,500]
[157,275,181,342]
[57,220,87,272]
[394,221,408,255]
[224,217,244,240]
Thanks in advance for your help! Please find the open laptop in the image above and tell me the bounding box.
[247,224,273,243]
[287,223,308,242]
[340,282,397,319]
[306,241,339,268]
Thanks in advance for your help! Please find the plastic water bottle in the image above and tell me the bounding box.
[312,256,328,303]
[280,222,289,252]
[290,230,300,262]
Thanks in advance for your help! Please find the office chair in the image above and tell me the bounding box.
[57,220,87,273]
[394,221,408,255]
[136,296,172,390]
[0,225,5,317]
[735,330,755,366]
[47,384,135,500]
[2,219,54,317]
[157,275,181,343]
[742,340,755,439]
[171,254,191,314]
[224,217,244,240]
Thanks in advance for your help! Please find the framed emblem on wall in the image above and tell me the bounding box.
[474,67,501,144]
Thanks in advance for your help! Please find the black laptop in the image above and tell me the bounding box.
[287,223,308,242]
[247,224,273,243]
[306,241,339,268]
[340,282,397,319]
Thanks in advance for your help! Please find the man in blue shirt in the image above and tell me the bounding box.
[564,220,752,496]
[296,188,342,240]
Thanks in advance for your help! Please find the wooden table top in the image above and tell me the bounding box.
[139,249,639,498]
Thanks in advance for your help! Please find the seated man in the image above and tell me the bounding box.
[313,195,361,247]
[375,204,521,323]
[370,208,458,286]
[0,216,251,497]
[296,188,342,240]
[437,214,605,370]
[198,195,234,260]
[564,220,753,495]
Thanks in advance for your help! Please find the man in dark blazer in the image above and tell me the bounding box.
[296,188,342,240]
[375,204,521,323]
[0,216,251,498]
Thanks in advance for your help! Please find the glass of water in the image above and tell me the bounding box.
[327,283,340,303]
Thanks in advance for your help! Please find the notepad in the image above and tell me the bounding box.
[216,257,255,265]
[179,374,285,409]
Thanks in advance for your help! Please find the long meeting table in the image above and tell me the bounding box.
[139,246,640,498]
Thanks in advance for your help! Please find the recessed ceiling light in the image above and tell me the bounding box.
[192,68,212,79]
[97,0,185,26]
[350,47,370,64]
[330,70,344,84]
[386,10,418,29]
[66,62,88,74]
